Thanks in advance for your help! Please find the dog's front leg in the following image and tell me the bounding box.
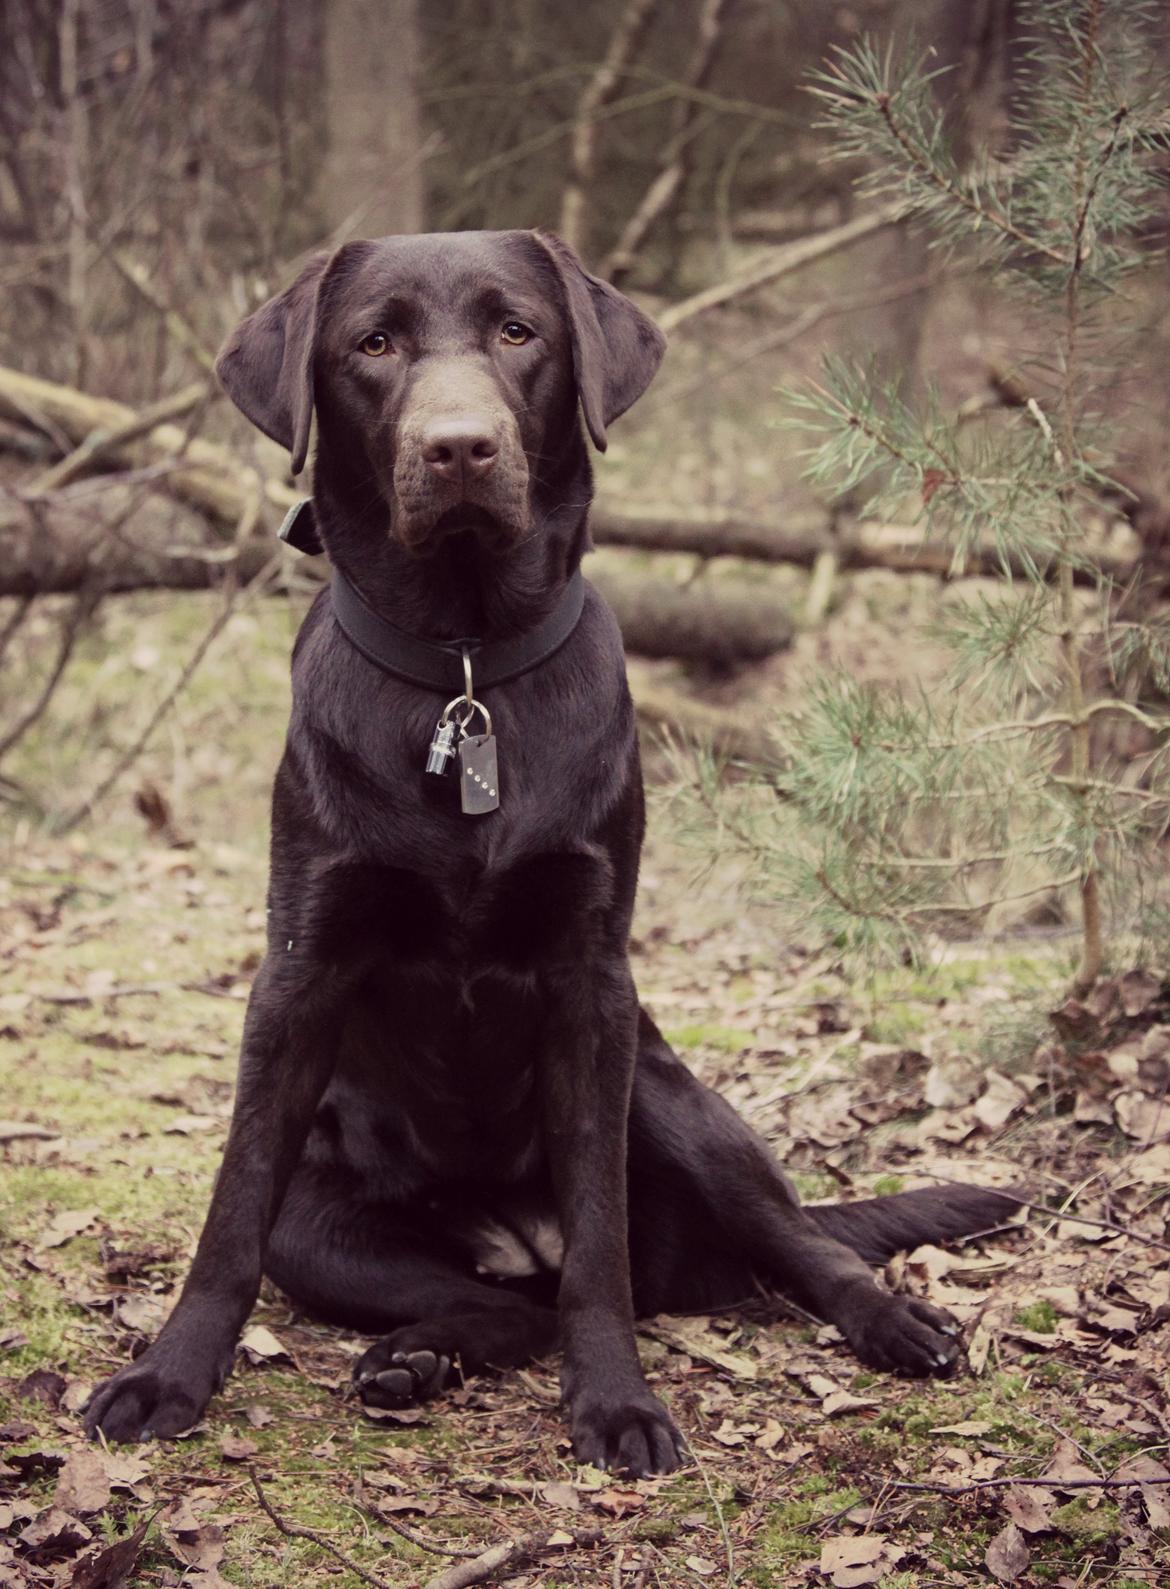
[84,954,344,1442]
[543,959,684,1477]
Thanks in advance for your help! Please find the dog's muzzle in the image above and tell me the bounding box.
[392,364,531,551]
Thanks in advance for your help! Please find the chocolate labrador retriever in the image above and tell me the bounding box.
[83,231,1016,1475]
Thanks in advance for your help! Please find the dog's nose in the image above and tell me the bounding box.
[420,418,499,482]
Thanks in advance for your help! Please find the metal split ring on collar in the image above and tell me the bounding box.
[438,693,492,738]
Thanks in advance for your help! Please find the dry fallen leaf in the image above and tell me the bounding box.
[70,1516,152,1589]
[973,1072,1028,1133]
[985,1521,1030,1582]
[819,1535,894,1587]
[685,1555,718,1576]
[591,1488,647,1516]
[219,1433,259,1462]
[1003,1485,1054,1533]
[53,1449,112,1515]
[238,1324,290,1363]
[1115,1090,1167,1145]
[540,1481,580,1510]
[40,1207,100,1248]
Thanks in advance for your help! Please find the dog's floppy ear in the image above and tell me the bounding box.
[533,231,666,452]
[215,249,345,476]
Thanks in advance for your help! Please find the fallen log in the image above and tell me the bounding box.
[0,487,277,598]
[1,492,794,667]
[0,363,297,532]
[0,363,1136,588]
[592,569,792,665]
[592,506,1134,585]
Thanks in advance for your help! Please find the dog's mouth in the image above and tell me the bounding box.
[392,467,532,555]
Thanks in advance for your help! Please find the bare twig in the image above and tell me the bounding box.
[53,551,284,833]
[27,380,215,494]
[422,1527,605,1589]
[0,593,34,670]
[369,1506,483,1561]
[656,205,903,333]
[110,253,219,373]
[0,586,99,765]
[885,1474,1170,1497]
[684,1437,734,1588]
[250,1469,394,1589]
[603,0,737,284]
[560,0,660,255]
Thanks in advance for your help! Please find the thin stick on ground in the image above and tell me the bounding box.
[250,1469,395,1589]
[369,1507,483,1561]
[684,1436,735,1588]
[884,1474,1170,1497]
[422,1527,605,1589]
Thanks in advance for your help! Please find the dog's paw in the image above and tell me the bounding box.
[355,1337,451,1410]
[844,1292,963,1378]
[569,1389,685,1477]
[83,1341,225,1443]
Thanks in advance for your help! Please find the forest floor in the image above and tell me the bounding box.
[1,593,1169,1589]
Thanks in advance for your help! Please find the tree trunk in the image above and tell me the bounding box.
[317,0,424,238]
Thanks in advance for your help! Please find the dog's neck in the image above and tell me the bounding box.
[312,446,594,645]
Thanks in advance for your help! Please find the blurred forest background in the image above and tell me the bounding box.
[2,0,1170,869]
[3,4,1170,1587]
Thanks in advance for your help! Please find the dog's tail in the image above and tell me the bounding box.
[805,1184,1025,1266]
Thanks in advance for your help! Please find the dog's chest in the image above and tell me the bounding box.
[309,847,614,1185]
[304,845,615,972]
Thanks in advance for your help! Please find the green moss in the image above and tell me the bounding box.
[1049,1501,1120,1543]
[871,1174,905,1195]
[1014,1300,1059,1334]
[663,1023,755,1054]
[863,1003,926,1045]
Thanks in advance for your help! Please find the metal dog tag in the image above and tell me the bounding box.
[458,733,499,814]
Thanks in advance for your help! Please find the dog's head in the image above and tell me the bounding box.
[216,230,665,552]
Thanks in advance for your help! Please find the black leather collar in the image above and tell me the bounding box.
[277,497,587,694]
[331,565,587,694]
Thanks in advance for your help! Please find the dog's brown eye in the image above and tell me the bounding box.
[501,321,531,346]
[360,332,391,357]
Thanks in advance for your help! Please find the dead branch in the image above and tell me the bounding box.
[54,550,285,833]
[603,0,736,284]
[656,203,903,333]
[593,507,1132,586]
[0,586,99,764]
[28,380,215,493]
[560,0,661,256]
[423,1527,605,1589]
[250,1469,395,1589]
[110,253,220,374]
[885,1475,1170,1497]
[0,367,1139,597]
[0,362,297,532]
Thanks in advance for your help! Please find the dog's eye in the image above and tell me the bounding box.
[360,332,392,357]
[501,321,532,346]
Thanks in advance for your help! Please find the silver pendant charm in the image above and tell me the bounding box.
[458,733,499,814]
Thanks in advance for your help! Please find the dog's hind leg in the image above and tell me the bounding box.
[628,1010,1017,1376]
[267,1171,557,1409]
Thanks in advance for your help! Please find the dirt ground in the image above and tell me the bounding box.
[1,592,1169,1588]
